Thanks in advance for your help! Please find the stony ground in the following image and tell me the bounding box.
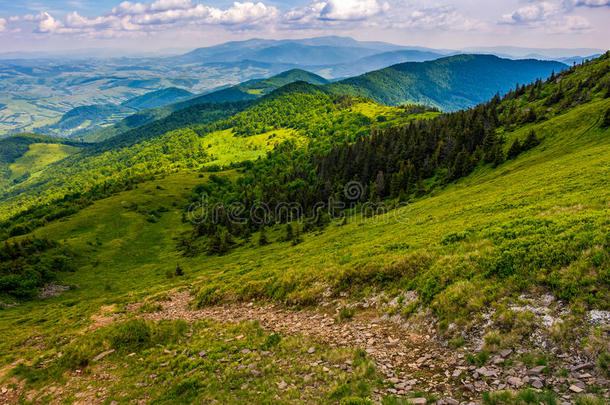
[1,290,608,404]
[139,291,609,404]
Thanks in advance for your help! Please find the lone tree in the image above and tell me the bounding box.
[284,223,294,242]
[602,107,610,128]
[522,130,541,151]
[507,138,522,160]
[175,263,184,277]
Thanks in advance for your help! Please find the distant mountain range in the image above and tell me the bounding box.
[0,36,602,137]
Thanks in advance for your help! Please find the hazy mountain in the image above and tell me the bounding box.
[120,88,194,110]
[313,50,446,79]
[326,54,567,111]
[461,46,605,60]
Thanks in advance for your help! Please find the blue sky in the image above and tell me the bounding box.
[0,0,608,53]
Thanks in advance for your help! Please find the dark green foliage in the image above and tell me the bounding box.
[175,263,184,277]
[110,319,152,351]
[0,237,74,299]
[258,226,269,246]
[507,138,522,159]
[0,134,85,166]
[522,130,541,151]
[602,107,610,128]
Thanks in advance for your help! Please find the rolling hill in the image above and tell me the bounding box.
[120,87,194,110]
[327,54,567,111]
[35,88,196,138]
[0,52,608,404]
[78,69,329,142]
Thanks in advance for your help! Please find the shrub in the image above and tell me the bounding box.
[338,307,356,322]
[109,319,151,351]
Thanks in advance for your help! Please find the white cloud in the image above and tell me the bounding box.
[12,1,280,38]
[35,12,65,33]
[150,0,193,12]
[0,18,6,32]
[206,2,279,26]
[572,0,610,7]
[500,2,560,24]
[390,5,484,31]
[320,0,389,21]
[499,0,593,33]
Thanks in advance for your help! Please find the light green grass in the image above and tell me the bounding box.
[203,128,302,167]
[9,143,80,181]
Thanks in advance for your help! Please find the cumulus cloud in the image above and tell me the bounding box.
[571,0,610,7]
[12,1,280,37]
[0,18,6,33]
[35,12,66,33]
[500,0,593,33]
[320,0,389,21]
[500,2,560,24]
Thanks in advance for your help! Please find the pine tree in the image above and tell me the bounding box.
[258,225,269,246]
[292,224,303,246]
[602,108,610,128]
[522,130,540,150]
[507,138,522,159]
[284,223,294,241]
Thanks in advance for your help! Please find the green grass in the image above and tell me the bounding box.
[0,58,608,401]
[9,143,80,181]
[203,128,302,167]
[0,97,607,376]
[11,318,381,404]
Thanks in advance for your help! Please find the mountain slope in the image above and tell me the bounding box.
[0,55,608,403]
[326,54,567,111]
[317,49,445,79]
[120,87,194,110]
[0,134,85,190]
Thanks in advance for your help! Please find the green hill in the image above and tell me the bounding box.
[0,134,85,190]
[81,69,329,143]
[120,87,194,110]
[0,54,608,403]
[326,54,567,111]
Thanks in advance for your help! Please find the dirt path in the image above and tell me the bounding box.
[141,291,473,401]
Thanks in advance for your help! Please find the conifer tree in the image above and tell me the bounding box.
[258,225,269,246]
[507,138,522,159]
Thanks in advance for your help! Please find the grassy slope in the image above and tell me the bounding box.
[1,95,607,362]
[9,143,81,181]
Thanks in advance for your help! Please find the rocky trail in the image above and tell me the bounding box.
[139,291,610,404]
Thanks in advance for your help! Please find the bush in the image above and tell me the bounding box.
[109,319,152,351]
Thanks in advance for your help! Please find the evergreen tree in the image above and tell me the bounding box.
[292,224,303,246]
[284,223,294,242]
[258,225,269,246]
[522,130,541,150]
[175,263,184,277]
[507,138,522,159]
[602,108,610,128]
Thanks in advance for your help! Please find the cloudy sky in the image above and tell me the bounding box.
[0,0,608,53]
